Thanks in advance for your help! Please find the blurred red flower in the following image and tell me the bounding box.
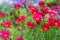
[41,7,49,13]
[33,14,43,24]
[16,16,26,23]
[39,1,45,6]
[2,21,12,28]
[14,4,21,9]
[31,10,38,15]
[42,24,52,31]
[27,22,35,29]
[47,4,51,7]
[47,17,56,26]
[54,19,60,28]
[0,12,5,18]
[29,5,38,11]
[1,30,11,39]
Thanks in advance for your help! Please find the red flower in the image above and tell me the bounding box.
[54,20,60,28]
[42,24,52,31]
[39,1,45,6]
[2,21,12,28]
[33,14,43,24]
[14,4,21,9]
[31,10,38,15]
[47,18,56,26]
[16,37,24,40]
[0,12,5,18]
[41,7,49,13]
[27,22,35,29]
[16,16,26,23]
[1,30,11,39]
[48,10,57,16]
[47,4,51,7]
[29,5,38,11]
[53,6,60,10]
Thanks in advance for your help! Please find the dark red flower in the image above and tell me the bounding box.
[10,12,13,16]
[41,7,49,13]
[27,22,35,29]
[47,4,51,7]
[2,21,12,28]
[39,1,45,6]
[16,37,24,40]
[14,4,21,9]
[42,24,52,31]
[0,12,5,18]
[16,16,26,23]
[47,17,56,26]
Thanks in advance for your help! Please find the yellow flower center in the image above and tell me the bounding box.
[55,22,58,26]
[4,34,8,37]
[33,12,36,14]
[32,8,35,10]
[44,28,47,31]
[36,18,40,20]
[5,25,8,27]
[51,14,54,16]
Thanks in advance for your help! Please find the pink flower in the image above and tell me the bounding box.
[45,14,50,21]
[53,6,60,10]
[33,14,43,24]
[1,30,11,39]
[16,37,24,40]
[48,10,57,16]
[2,21,12,28]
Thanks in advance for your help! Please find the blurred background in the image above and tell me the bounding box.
[44,0,60,5]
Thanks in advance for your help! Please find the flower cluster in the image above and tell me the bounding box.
[0,0,60,40]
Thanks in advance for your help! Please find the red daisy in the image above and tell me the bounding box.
[27,22,35,29]
[16,16,26,23]
[33,14,43,24]
[1,30,11,39]
[47,17,56,26]
[54,19,60,28]
[39,1,45,6]
[14,4,21,9]
[42,24,52,31]
[41,7,49,13]
[29,5,38,11]
[31,10,38,15]
[2,21,12,28]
